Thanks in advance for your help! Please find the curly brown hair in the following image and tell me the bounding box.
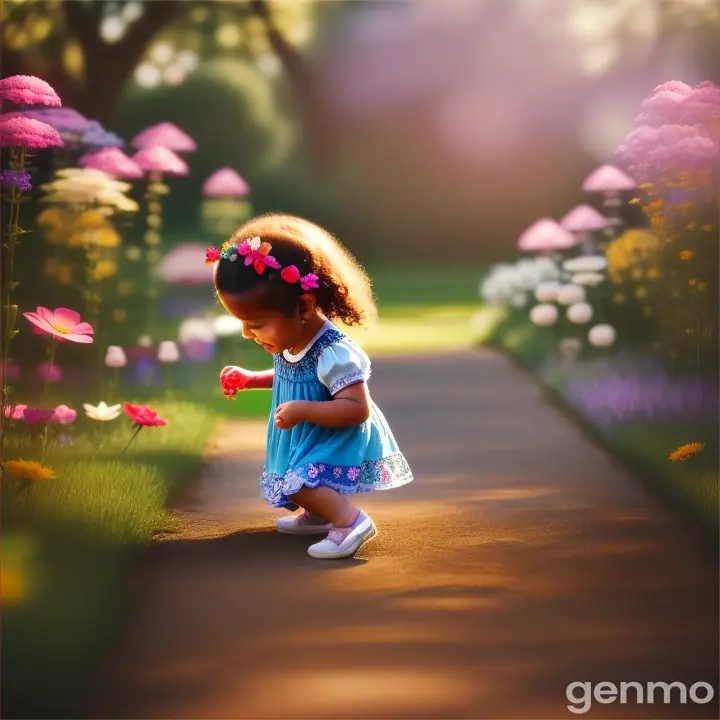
[213,213,377,327]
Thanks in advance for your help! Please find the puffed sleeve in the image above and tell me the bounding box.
[317,340,371,395]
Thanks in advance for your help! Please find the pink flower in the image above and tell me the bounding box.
[4,404,26,420]
[347,467,360,481]
[23,307,94,344]
[0,360,20,381]
[22,407,53,424]
[132,146,188,175]
[0,75,61,106]
[37,361,62,383]
[123,403,167,427]
[300,273,319,291]
[0,115,64,149]
[51,405,77,425]
[238,236,281,274]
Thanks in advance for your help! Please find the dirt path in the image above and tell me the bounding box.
[90,351,718,719]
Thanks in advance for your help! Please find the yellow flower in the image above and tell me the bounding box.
[629,197,640,205]
[112,308,127,322]
[118,280,133,295]
[0,567,24,605]
[612,293,625,304]
[145,230,161,246]
[57,265,73,285]
[89,260,117,281]
[668,442,705,461]
[648,199,664,209]
[631,268,644,279]
[73,209,107,229]
[650,216,666,228]
[44,258,59,278]
[635,286,648,299]
[679,250,693,261]
[699,282,708,291]
[646,267,659,279]
[1,460,56,481]
[687,222,698,231]
[689,278,698,287]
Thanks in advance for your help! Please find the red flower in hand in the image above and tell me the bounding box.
[123,402,167,427]
[220,366,251,399]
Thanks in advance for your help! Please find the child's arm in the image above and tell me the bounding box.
[275,383,369,429]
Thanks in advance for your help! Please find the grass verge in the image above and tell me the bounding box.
[475,306,719,555]
[1,401,218,719]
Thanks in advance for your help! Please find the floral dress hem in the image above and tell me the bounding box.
[260,451,413,509]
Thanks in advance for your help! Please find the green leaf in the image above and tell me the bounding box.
[8,282,19,291]
[8,305,18,330]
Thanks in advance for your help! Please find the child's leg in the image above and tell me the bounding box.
[288,485,360,528]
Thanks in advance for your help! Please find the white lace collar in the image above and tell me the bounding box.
[282,318,335,363]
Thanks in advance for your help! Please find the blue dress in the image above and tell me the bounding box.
[259,320,413,509]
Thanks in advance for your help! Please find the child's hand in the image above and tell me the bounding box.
[274,401,304,429]
[220,366,253,399]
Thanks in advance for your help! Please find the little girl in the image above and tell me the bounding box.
[208,213,413,559]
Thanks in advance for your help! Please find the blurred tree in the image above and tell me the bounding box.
[1,0,331,169]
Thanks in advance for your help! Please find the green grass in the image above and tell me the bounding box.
[1,401,219,719]
[476,307,719,552]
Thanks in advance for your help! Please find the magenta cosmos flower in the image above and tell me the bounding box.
[0,115,64,149]
[23,307,94,344]
[0,75,61,106]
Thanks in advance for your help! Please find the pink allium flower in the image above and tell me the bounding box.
[582,164,637,192]
[0,115,64,149]
[131,122,196,152]
[202,168,249,197]
[51,404,77,425]
[132,146,189,175]
[22,407,53,424]
[23,307,94,344]
[79,147,143,179]
[4,404,27,420]
[0,75,61,106]
[37,361,62,383]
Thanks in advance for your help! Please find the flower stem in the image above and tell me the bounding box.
[1,146,27,464]
[92,422,105,461]
[39,340,58,465]
[119,425,143,457]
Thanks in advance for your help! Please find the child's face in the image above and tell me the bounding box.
[217,292,302,354]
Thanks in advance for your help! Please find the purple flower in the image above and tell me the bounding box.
[22,407,53,424]
[0,169,32,191]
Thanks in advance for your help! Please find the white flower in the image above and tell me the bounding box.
[83,401,123,422]
[529,303,558,327]
[247,236,262,251]
[572,272,605,287]
[178,318,215,344]
[534,281,560,303]
[158,340,180,363]
[556,284,586,305]
[567,302,593,324]
[213,315,244,337]
[42,168,138,213]
[104,345,127,368]
[138,334,153,348]
[562,255,608,273]
[588,324,616,348]
[510,293,528,308]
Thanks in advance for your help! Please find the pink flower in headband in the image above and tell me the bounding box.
[281,266,320,291]
[238,236,281,275]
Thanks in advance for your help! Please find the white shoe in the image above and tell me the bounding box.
[307,511,378,559]
[276,511,333,535]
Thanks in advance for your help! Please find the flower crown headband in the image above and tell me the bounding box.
[205,236,319,291]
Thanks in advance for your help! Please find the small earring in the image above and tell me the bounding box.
[301,319,306,325]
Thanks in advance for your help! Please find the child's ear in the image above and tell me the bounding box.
[298,292,317,320]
